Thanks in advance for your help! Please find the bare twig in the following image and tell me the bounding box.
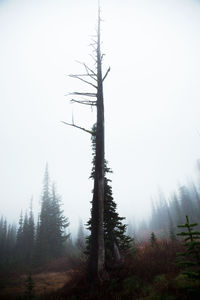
[75,60,96,77]
[70,92,97,97]
[71,99,97,106]
[68,74,96,77]
[69,74,97,89]
[101,54,105,61]
[61,121,93,135]
[102,67,111,81]
[83,63,97,77]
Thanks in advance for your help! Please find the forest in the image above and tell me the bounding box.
[1,159,200,299]
[1,1,200,300]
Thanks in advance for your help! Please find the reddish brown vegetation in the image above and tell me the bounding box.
[1,240,199,300]
[123,240,183,280]
[56,240,185,300]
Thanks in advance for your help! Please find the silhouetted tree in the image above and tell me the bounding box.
[86,126,131,265]
[63,7,110,281]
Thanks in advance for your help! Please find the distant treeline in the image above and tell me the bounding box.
[0,166,71,271]
[2,161,200,270]
[0,160,131,272]
[128,160,200,240]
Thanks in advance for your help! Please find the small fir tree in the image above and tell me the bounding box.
[177,215,200,279]
[24,272,34,299]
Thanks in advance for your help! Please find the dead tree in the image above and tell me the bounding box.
[63,8,110,282]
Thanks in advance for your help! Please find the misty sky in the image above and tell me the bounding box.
[1,0,200,233]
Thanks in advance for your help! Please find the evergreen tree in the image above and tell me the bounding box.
[15,205,35,265]
[35,165,69,264]
[177,215,200,279]
[35,165,52,263]
[87,125,131,264]
[49,183,69,257]
[22,212,30,262]
[15,211,24,262]
[6,224,16,263]
[27,200,35,263]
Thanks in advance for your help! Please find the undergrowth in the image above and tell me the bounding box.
[1,240,200,300]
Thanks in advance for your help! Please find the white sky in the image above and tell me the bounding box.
[1,0,200,233]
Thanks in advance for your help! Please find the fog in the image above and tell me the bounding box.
[1,0,200,233]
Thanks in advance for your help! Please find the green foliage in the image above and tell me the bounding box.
[177,215,200,279]
[86,125,132,262]
[173,273,200,299]
[122,275,141,296]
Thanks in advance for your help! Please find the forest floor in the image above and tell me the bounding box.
[0,256,80,299]
[0,241,200,299]
[0,270,72,298]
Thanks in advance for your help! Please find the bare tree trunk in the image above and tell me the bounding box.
[62,6,110,283]
[88,8,105,281]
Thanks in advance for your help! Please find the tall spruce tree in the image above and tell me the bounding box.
[35,165,69,264]
[35,165,51,263]
[87,125,131,264]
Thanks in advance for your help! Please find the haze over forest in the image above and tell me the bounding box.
[1,0,200,234]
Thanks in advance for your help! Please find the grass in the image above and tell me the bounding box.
[0,271,72,299]
[0,239,200,299]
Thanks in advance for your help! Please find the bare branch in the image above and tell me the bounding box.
[101,54,105,61]
[102,67,111,81]
[61,121,93,135]
[69,74,97,89]
[68,74,96,77]
[75,60,96,77]
[71,99,97,106]
[70,92,97,97]
[83,63,97,77]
